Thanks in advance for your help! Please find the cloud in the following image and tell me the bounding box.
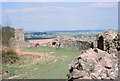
[2,0,64,2]
[2,0,120,2]
[25,15,48,19]
[89,2,117,8]
[3,6,73,14]
[3,8,35,13]
[66,16,76,19]
[42,6,71,11]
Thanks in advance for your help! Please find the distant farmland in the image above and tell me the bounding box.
[24,30,104,40]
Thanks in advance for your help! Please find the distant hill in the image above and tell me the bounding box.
[46,30,105,32]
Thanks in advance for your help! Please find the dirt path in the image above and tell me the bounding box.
[7,49,58,79]
[28,39,53,45]
[15,49,58,64]
[15,49,48,57]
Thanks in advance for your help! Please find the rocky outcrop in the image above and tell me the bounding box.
[67,30,120,81]
[67,48,118,81]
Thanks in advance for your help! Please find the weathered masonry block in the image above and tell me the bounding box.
[15,29,24,42]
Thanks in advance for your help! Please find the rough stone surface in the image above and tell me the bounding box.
[93,30,120,53]
[67,48,118,80]
[67,30,119,81]
[15,29,24,41]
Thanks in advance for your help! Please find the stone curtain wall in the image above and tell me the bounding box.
[51,36,93,50]
[60,40,91,50]
[67,30,119,81]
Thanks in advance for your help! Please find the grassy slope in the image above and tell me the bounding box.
[3,46,82,79]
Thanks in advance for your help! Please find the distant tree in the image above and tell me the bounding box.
[3,15,12,27]
[2,15,15,46]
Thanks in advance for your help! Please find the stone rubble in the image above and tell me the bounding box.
[67,30,120,81]
[67,48,118,81]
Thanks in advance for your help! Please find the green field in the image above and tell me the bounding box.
[3,46,82,79]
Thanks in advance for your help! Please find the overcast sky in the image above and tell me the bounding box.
[2,2,118,31]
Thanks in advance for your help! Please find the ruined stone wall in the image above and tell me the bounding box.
[60,40,92,50]
[2,27,15,47]
[48,36,93,50]
[67,30,119,81]
[15,29,24,41]
[93,30,119,53]
[9,29,32,49]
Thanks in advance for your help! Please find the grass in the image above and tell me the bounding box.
[3,46,82,79]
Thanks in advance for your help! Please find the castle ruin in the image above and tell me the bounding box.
[94,30,119,53]
[67,30,120,80]
[9,28,32,49]
[15,29,24,42]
